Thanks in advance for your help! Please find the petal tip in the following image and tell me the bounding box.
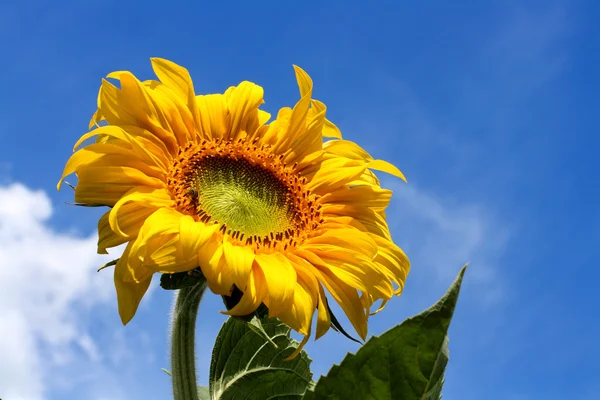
[118,307,134,325]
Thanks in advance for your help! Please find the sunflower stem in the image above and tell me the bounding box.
[171,279,207,400]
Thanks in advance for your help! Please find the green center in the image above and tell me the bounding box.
[194,156,293,237]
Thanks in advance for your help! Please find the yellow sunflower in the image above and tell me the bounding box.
[58,58,410,354]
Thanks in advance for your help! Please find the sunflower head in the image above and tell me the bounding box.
[59,58,410,356]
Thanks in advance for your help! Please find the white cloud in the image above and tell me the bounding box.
[0,310,44,399]
[385,180,509,306]
[0,183,116,399]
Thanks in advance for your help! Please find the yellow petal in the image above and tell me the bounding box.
[114,244,153,325]
[77,166,165,190]
[294,249,368,340]
[129,209,220,275]
[106,70,130,79]
[322,118,342,139]
[151,58,205,138]
[284,334,310,361]
[74,152,165,182]
[150,58,195,104]
[116,72,180,150]
[109,187,173,237]
[304,227,378,258]
[198,239,233,295]
[372,236,410,295]
[101,73,187,153]
[287,255,332,339]
[315,283,331,339]
[320,255,393,300]
[293,65,313,98]
[127,212,175,258]
[277,66,313,150]
[223,265,267,316]
[280,257,320,336]
[323,210,392,241]
[323,140,406,181]
[144,83,196,145]
[116,124,173,167]
[74,125,169,172]
[222,240,255,289]
[89,111,101,129]
[277,277,314,335]
[258,110,271,126]
[98,202,155,254]
[57,145,115,191]
[226,81,264,140]
[179,216,219,259]
[303,159,367,194]
[117,72,157,121]
[195,94,229,139]
[367,159,407,182]
[74,166,165,206]
[313,268,368,340]
[254,252,297,318]
[258,106,291,147]
[323,140,372,161]
[97,78,137,127]
[285,99,326,164]
[320,185,392,209]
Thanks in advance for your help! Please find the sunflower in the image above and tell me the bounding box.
[58,58,410,355]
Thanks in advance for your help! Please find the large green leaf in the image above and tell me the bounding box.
[304,265,467,400]
[209,316,313,400]
[197,386,210,400]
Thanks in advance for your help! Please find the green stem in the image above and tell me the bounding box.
[171,280,207,400]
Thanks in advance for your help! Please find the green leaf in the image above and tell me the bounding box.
[97,258,118,272]
[304,265,467,400]
[65,201,107,207]
[209,316,313,400]
[422,336,448,400]
[246,315,279,349]
[197,386,210,400]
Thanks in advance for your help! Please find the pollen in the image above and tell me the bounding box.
[167,138,322,252]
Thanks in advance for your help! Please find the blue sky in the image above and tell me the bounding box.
[1,0,598,399]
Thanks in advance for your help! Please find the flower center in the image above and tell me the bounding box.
[168,139,323,251]
[193,156,291,237]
